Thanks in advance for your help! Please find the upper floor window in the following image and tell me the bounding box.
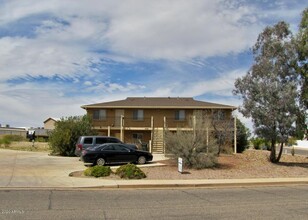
[213,110,226,120]
[133,109,144,121]
[93,109,106,120]
[175,110,185,121]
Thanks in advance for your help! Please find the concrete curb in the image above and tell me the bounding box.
[111,178,308,189]
[1,178,307,190]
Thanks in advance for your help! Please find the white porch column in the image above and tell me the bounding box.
[107,126,111,137]
[234,116,237,154]
[206,127,209,154]
[120,115,124,142]
[163,116,166,154]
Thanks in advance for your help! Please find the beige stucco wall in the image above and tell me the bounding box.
[44,119,57,130]
[88,108,233,129]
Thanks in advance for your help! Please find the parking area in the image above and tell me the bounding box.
[0,149,87,187]
[0,149,166,188]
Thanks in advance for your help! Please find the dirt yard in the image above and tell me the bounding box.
[142,150,308,179]
[72,149,308,180]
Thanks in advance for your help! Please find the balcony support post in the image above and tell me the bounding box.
[107,126,111,137]
[120,115,124,142]
[150,116,154,153]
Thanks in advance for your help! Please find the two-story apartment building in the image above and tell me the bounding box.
[81,97,237,153]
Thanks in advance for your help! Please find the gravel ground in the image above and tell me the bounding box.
[142,150,308,179]
[73,150,308,180]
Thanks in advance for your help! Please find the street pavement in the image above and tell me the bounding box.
[0,149,308,189]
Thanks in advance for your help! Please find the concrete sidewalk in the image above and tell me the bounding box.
[0,149,308,189]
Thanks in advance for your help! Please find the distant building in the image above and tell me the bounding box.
[44,118,60,130]
[0,126,26,137]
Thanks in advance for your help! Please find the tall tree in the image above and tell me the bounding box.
[296,8,308,109]
[294,8,308,139]
[233,22,299,163]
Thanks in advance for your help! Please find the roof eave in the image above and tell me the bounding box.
[81,105,237,110]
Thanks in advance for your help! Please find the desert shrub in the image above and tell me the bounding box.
[4,135,26,142]
[190,153,218,169]
[84,166,112,178]
[115,164,146,179]
[165,128,218,169]
[84,167,93,176]
[0,135,12,147]
[0,135,27,148]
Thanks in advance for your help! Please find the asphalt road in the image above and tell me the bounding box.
[1,186,308,220]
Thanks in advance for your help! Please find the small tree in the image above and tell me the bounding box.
[164,112,218,169]
[49,115,96,156]
[211,110,234,155]
[236,119,251,153]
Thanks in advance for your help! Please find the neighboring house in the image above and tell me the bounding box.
[0,126,27,137]
[44,118,60,130]
[81,97,237,153]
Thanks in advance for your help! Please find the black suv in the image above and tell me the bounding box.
[74,136,137,156]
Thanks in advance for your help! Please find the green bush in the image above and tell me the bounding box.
[84,167,93,176]
[5,135,26,142]
[115,164,146,179]
[0,135,12,148]
[84,166,112,178]
[0,135,28,148]
[48,115,97,156]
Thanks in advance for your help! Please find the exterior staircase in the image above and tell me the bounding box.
[152,128,164,154]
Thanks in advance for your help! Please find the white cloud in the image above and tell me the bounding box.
[0,82,86,127]
[0,0,305,129]
[0,36,100,80]
[0,0,263,80]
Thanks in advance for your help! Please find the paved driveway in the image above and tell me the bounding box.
[0,149,106,188]
[0,149,166,188]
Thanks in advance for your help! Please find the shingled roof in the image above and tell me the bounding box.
[81,97,236,110]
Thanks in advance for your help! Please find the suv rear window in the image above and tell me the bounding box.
[96,137,107,144]
[108,138,122,143]
[83,137,93,144]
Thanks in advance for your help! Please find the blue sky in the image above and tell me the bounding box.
[0,0,306,130]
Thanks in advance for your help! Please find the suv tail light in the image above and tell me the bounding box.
[77,144,82,151]
[82,150,87,156]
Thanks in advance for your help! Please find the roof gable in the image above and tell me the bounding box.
[81,97,236,110]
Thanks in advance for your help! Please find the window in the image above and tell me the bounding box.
[108,138,122,143]
[96,138,107,144]
[133,109,144,121]
[114,145,130,152]
[93,109,106,120]
[175,110,185,121]
[83,138,93,144]
[213,110,226,120]
[102,145,114,151]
